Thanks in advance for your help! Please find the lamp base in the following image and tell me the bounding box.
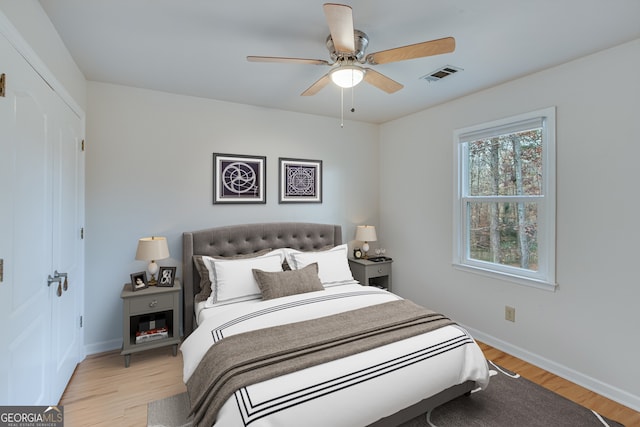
[362,242,370,258]
[148,261,159,286]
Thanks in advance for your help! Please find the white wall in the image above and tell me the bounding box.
[0,0,86,111]
[85,82,380,353]
[380,38,640,409]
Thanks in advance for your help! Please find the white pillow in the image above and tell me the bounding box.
[289,244,354,286]
[281,247,301,268]
[204,251,284,304]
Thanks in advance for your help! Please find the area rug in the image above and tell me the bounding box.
[401,361,623,427]
[147,360,623,427]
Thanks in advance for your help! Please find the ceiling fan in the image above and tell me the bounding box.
[247,3,455,96]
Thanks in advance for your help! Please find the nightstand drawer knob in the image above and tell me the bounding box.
[378,268,384,273]
[149,300,158,308]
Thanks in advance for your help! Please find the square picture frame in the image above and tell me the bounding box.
[157,266,177,287]
[279,158,322,203]
[130,271,148,292]
[213,153,266,204]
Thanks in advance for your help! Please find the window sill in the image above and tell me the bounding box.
[452,263,557,292]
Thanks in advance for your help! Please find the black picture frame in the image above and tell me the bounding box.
[278,157,322,203]
[157,266,176,287]
[130,271,148,292]
[213,153,266,204]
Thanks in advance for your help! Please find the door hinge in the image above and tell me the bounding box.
[80,316,83,328]
[0,73,5,97]
[80,227,84,239]
[81,139,85,151]
[0,259,3,282]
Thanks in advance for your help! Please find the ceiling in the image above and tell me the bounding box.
[39,0,640,124]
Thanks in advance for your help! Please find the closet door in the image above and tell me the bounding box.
[50,93,84,401]
[0,32,54,405]
[0,32,84,405]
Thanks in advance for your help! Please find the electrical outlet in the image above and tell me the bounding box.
[505,306,516,322]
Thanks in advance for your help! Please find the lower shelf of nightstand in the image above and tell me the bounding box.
[120,337,181,367]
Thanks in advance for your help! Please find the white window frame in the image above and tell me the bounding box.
[453,107,557,291]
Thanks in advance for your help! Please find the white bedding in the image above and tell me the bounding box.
[181,284,490,427]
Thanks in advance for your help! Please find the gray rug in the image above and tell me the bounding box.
[147,361,624,427]
[148,391,192,427]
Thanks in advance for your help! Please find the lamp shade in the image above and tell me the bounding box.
[355,225,377,242]
[135,237,170,261]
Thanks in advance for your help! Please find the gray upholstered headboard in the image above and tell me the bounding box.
[182,222,342,336]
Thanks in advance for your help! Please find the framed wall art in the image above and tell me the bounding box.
[279,158,322,203]
[213,153,266,204]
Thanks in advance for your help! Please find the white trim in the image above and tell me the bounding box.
[458,116,544,143]
[453,107,556,290]
[84,339,123,356]
[453,263,557,291]
[464,325,640,412]
[0,9,85,120]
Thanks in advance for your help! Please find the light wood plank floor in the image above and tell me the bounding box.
[59,342,639,426]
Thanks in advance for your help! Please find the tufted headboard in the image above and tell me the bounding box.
[182,222,342,336]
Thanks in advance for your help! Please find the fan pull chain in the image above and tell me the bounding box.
[339,86,357,128]
[351,85,355,114]
[340,87,344,128]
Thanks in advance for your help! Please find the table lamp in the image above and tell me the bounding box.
[355,225,377,259]
[135,236,170,285]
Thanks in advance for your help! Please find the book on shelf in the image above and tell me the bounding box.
[135,326,168,343]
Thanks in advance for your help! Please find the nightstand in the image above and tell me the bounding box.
[120,280,181,367]
[348,258,393,292]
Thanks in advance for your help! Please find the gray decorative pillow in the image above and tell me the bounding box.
[193,248,273,303]
[253,263,323,300]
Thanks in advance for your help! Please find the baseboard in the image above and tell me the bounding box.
[84,338,122,356]
[464,325,640,412]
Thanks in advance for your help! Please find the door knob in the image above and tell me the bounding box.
[48,270,69,290]
[54,270,69,291]
[47,274,62,287]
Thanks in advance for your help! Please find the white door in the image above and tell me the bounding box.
[50,93,84,401]
[0,32,84,405]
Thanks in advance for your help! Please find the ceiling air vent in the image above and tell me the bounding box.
[420,65,463,83]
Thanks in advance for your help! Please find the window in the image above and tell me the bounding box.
[453,107,556,290]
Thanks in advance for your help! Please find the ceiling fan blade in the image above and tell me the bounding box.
[323,3,355,53]
[363,69,403,94]
[301,74,331,96]
[366,37,455,65]
[247,56,330,65]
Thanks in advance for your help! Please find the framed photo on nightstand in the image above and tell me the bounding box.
[157,266,176,287]
[130,271,148,291]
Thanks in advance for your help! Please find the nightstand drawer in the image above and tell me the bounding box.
[130,293,174,314]
[370,263,391,277]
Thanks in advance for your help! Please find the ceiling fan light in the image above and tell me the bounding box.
[330,66,364,88]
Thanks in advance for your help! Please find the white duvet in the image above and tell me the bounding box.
[181,284,489,427]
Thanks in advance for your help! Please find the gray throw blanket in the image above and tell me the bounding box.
[187,299,455,426]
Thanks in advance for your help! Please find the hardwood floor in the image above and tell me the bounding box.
[59,342,639,426]
[59,347,186,427]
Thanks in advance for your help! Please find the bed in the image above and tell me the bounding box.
[181,222,489,426]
